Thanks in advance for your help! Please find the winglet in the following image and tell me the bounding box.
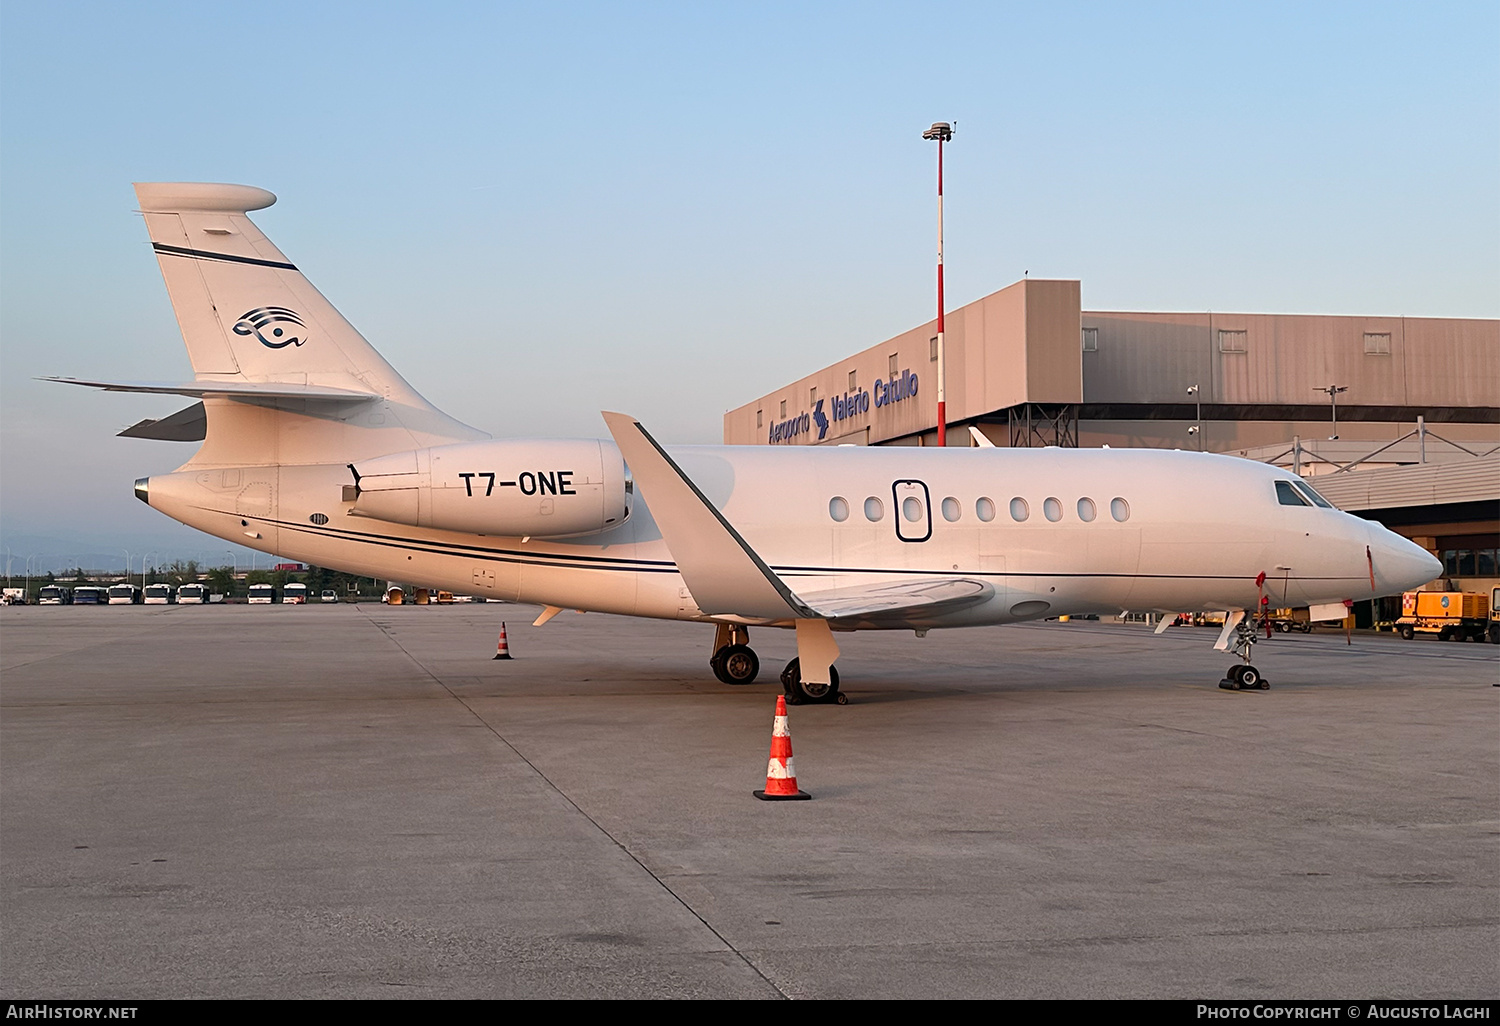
[602,412,814,620]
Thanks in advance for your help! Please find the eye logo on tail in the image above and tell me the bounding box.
[232,307,307,349]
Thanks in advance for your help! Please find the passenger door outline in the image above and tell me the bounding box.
[892,479,932,543]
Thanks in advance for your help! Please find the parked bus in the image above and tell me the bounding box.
[37,585,72,605]
[72,586,107,605]
[282,582,308,604]
[177,583,209,604]
[247,584,276,604]
[108,584,142,605]
[143,583,175,604]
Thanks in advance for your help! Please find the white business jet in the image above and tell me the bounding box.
[50,183,1440,702]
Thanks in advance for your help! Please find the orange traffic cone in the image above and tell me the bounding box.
[493,622,512,660]
[754,695,811,801]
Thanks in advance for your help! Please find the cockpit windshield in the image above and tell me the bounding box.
[1275,480,1309,506]
[1276,478,1336,509]
[1292,480,1334,508]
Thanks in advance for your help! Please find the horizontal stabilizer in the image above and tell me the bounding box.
[117,402,207,441]
[798,578,994,626]
[602,411,815,620]
[43,377,380,402]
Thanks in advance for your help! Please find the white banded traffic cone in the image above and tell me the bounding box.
[754,695,810,801]
[493,622,512,660]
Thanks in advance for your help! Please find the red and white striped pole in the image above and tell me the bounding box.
[923,122,954,447]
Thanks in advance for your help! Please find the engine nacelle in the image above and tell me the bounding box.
[350,438,630,538]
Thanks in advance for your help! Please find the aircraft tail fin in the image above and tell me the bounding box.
[129,183,484,465]
[137,183,419,399]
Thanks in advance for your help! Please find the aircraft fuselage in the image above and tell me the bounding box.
[140,443,1426,628]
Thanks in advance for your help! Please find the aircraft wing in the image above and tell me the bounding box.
[42,377,380,402]
[603,411,818,620]
[602,411,996,629]
[797,577,994,627]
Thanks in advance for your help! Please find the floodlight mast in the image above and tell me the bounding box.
[1316,384,1349,440]
[923,121,953,446]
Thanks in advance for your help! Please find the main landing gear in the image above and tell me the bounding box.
[711,621,762,684]
[1217,613,1270,691]
[709,623,760,685]
[781,658,847,705]
[707,623,847,703]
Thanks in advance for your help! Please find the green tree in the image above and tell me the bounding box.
[206,565,235,597]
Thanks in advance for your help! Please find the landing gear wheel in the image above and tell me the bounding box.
[780,658,840,704]
[1237,664,1267,689]
[717,644,759,685]
[1220,664,1268,690]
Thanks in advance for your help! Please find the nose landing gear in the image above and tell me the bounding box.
[1217,614,1271,690]
[1219,663,1268,690]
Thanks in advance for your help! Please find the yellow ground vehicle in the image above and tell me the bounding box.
[1490,587,1499,645]
[1396,591,1491,642]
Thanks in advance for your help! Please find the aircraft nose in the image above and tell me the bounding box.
[1367,524,1442,594]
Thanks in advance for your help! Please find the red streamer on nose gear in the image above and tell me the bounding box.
[1367,546,1376,591]
[1256,571,1271,637]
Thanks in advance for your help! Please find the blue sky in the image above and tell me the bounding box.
[2,1,1496,571]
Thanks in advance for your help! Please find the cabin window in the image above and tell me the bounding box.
[1293,480,1334,508]
[829,496,850,522]
[902,497,923,522]
[1077,497,1097,522]
[941,497,961,522]
[1110,497,1130,522]
[1009,497,1029,522]
[976,497,996,522]
[864,496,884,522]
[1275,481,1310,506]
[1043,497,1063,522]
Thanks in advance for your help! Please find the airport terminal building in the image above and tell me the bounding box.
[723,279,1500,598]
